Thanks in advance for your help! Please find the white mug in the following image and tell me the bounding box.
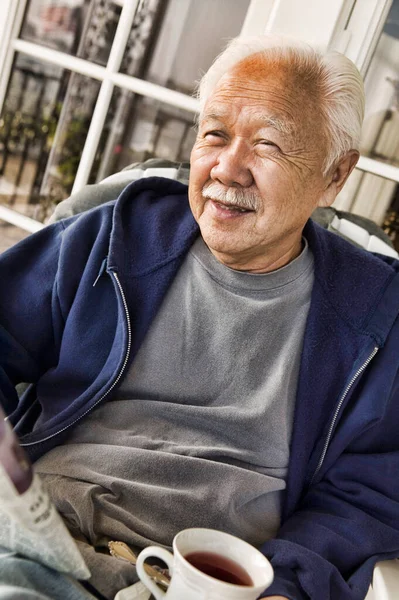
[136,528,274,600]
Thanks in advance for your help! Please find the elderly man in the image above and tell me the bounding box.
[1,34,399,600]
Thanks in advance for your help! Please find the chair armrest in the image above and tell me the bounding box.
[364,560,399,600]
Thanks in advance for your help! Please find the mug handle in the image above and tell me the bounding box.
[136,546,174,600]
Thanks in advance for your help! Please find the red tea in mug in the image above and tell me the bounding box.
[184,551,253,586]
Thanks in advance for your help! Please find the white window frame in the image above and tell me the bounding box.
[333,0,399,200]
[0,0,262,231]
[0,0,201,196]
[264,0,351,48]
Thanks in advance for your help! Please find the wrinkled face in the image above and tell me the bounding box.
[189,56,335,272]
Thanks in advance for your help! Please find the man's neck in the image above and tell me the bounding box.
[207,239,303,274]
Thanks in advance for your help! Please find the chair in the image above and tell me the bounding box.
[364,560,399,600]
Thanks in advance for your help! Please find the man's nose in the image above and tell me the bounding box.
[210,140,253,188]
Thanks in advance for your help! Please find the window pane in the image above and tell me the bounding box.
[335,0,399,226]
[361,0,399,168]
[20,0,122,66]
[0,53,100,221]
[90,91,195,183]
[0,223,29,253]
[120,0,251,95]
[382,184,399,252]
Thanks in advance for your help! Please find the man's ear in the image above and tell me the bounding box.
[318,150,359,208]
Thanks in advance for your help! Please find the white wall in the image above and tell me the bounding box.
[147,0,250,93]
[265,0,349,47]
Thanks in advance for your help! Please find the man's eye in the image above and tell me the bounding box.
[259,140,281,151]
[204,131,223,140]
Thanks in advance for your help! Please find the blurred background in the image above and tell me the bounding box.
[1,0,399,252]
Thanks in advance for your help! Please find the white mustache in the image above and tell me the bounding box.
[202,182,260,211]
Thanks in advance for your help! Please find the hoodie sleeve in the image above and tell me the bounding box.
[260,377,399,600]
[0,221,67,418]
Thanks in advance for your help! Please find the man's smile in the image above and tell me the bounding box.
[209,198,255,219]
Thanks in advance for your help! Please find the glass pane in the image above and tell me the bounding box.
[382,184,399,252]
[0,223,30,253]
[0,53,100,221]
[120,0,251,95]
[361,0,399,166]
[90,91,195,183]
[335,0,399,226]
[20,0,122,66]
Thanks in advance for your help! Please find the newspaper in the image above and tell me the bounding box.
[0,405,90,580]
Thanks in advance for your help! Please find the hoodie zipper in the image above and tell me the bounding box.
[309,345,379,485]
[21,271,131,448]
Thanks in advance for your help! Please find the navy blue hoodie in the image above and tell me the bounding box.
[1,178,399,600]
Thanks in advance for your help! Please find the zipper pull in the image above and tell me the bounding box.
[93,257,108,287]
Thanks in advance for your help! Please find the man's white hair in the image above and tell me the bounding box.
[197,35,365,174]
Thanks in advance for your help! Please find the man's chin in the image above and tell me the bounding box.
[199,229,243,260]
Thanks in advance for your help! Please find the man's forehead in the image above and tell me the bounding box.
[230,51,299,85]
[202,55,320,137]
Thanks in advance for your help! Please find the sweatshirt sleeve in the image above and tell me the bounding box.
[259,381,399,600]
[0,221,66,417]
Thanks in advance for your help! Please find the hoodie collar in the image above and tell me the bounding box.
[108,176,399,345]
[303,220,399,346]
[108,177,198,277]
